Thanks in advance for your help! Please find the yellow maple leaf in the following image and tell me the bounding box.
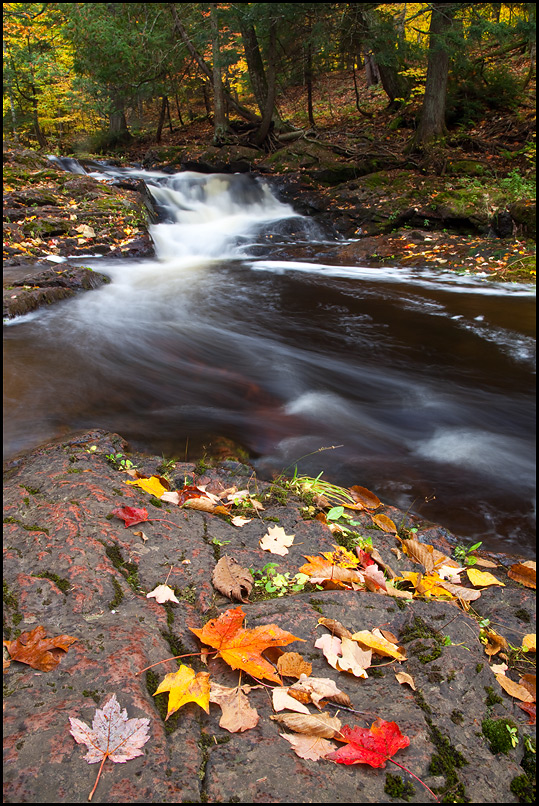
[321,545,359,568]
[125,476,168,498]
[153,665,210,719]
[466,568,505,587]
[351,629,407,661]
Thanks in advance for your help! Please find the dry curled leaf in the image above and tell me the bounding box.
[271,711,342,738]
[507,561,536,589]
[395,671,416,691]
[348,485,381,509]
[317,617,353,640]
[288,673,352,709]
[69,694,150,801]
[315,633,372,678]
[272,687,311,714]
[495,673,535,702]
[212,556,253,603]
[4,625,77,672]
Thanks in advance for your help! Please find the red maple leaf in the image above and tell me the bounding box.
[327,718,410,767]
[112,506,149,527]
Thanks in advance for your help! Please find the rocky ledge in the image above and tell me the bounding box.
[3,430,535,803]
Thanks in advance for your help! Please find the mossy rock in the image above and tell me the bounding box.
[446,160,489,176]
[509,200,536,236]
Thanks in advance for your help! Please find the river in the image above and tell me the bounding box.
[3,162,536,557]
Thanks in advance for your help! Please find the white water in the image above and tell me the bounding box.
[4,162,536,556]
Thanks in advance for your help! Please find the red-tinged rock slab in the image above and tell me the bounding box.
[3,430,535,803]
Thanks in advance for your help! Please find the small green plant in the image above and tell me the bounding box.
[252,563,312,597]
[507,725,519,749]
[105,452,136,471]
[453,541,482,566]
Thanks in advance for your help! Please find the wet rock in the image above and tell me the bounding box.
[3,264,110,319]
[3,430,535,803]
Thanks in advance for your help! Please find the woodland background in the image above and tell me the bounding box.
[3,2,537,162]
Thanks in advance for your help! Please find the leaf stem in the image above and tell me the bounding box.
[137,651,216,674]
[88,752,108,801]
[388,758,440,803]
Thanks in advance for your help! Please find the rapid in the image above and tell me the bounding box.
[3,162,536,557]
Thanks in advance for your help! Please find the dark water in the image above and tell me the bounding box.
[3,164,536,557]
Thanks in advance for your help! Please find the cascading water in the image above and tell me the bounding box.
[3,161,536,556]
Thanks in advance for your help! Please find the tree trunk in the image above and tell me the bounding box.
[210,3,229,143]
[169,3,259,124]
[408,3,456,151]
[364,52,381,86]
[253,18,277,147]
[156,95,167,142]
[305,41,315,128]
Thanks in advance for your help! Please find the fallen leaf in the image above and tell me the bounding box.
[279,731,338,761]
[317,617,353,640]
[363,563,387,592]
[146,584,180,604]
[351,630,407,661]
[315,633,372,678]
[288,674,352,709]
[395,672,416,690]
[259,525,295,555]
[209,681,259,732]
[507,561,536,589]
[483,629,509,657]
[153,665,210,719]
[230,515,252,527]
[212,557,253,603]
[271,711,342,738]
[272,686,312,714]
[277,651,312,679]
[112,506,149,527]
[327,718,410,768]
[69,694,150,801]
[522,634,536,652]
[75,224,95,238]
[299,555,365,589]
[348,485,381,509]
[190,606,304,683]
[495,673,535,702]
[370,513,397,533]
[518,702,536,724]
[125,476,168,498]
[518,674,536,700]
[4,626,77,672]
[466,568,505,587]
[471,557,499,568]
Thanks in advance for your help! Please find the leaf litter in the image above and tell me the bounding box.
[27,464,531,801]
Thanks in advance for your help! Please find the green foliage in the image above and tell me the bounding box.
[251,562,312,598]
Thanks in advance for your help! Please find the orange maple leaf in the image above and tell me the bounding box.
[190,606,304,683]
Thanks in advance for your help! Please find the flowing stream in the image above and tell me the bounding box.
[4,161,536,557]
